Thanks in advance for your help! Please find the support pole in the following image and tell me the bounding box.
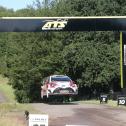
[120,32,123,88]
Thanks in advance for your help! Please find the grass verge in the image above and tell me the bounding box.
[0,75,36,126]
[79,99,126,108]
[0,75,15,102]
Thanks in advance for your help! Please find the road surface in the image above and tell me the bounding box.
[0,88,126,126]
[32,102,126,126]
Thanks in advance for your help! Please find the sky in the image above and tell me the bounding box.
[0,0,34,10]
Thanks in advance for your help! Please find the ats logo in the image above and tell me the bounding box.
[42,19,68,30]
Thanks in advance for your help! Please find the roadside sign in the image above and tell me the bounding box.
[29,114,48,126]
[117,95,126,105]
[100,94,108,104]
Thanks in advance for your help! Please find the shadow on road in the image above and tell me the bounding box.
[47,102,78,105]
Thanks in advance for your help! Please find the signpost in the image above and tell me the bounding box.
[29,114,48,126]
[117,95,126,105]
[100,94,108,104]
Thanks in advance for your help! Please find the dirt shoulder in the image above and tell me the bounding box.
[0,91,7,103]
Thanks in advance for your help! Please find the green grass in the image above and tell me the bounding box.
[107,100,118,107]
[79,99,100,105]
[79,99,125,108]
[0,75,35,111]
[0,75,36,126]
[0,75,15,102]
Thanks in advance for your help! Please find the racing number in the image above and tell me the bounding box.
[119,99,125,104]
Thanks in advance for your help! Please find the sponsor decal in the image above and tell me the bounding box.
[42,19,68,30]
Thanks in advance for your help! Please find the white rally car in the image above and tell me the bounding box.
[41,75,78,99]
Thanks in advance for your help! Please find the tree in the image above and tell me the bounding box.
[0,0,124,102]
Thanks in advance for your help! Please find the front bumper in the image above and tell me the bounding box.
[48,87,78,96]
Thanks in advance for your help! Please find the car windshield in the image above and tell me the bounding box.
[51,76,71,81]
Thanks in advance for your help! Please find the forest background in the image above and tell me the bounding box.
[0,0,124,102]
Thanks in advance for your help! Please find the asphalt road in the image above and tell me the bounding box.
[32,102,126,126]
[1,88,126,126]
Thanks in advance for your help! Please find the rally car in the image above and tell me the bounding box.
[41,75,78,99]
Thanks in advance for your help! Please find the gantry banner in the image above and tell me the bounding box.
[0,16,126,89]
[1,16,126,32]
